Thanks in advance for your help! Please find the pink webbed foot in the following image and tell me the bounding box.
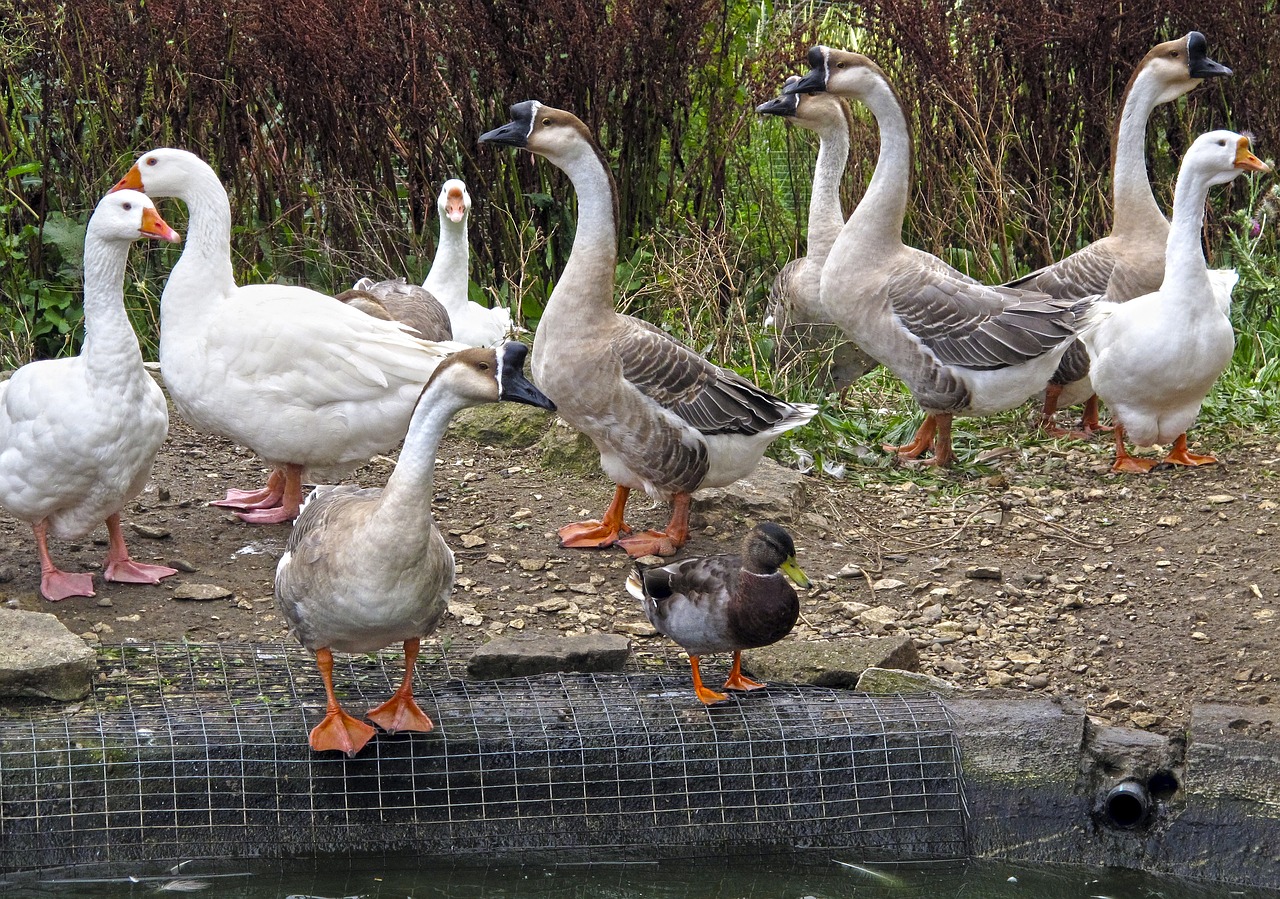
[105,559,179,585]
[40,570,96,602]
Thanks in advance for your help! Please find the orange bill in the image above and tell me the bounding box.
[139,205,181,243]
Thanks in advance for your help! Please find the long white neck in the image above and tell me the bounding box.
[423,212,470,310]
[1111,68,1172,235]
[805,111,850,265]
[843,79,911,254]
[367,381,470,539]
[1160,163,1214,300]
[539,142,619,334]
[160,164,238,326]
[80,233,144,377]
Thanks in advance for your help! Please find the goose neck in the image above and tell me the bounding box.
[371,385,469,529]
[542,143,618,329]
[1111,68,1169,234]
[424,216,470,310]
[845,80,911,251]
[161,168,237,319]
[1161,166,1213,297]
[80,234,144,373]
[806,114,850,262]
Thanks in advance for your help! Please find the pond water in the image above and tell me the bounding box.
[3,855,1276,899]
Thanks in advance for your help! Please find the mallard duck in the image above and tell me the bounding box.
[626,522,809,704]
[0,190,180,600]
[1004,32,1232,435]
[1079,131,1269,472]
[275,342,555,756]
[111,148,466,524]
[338,280,454,341]
[479,102,817,557]
[757,77,876,390]
[786,49,1090,466]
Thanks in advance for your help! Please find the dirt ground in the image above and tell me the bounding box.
[1,402,1276,737]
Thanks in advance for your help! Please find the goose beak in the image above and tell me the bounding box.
[497,342,556,410]
[780,556,810,589]
[139,206,181,243]
[1186,32,1232,79]
[1235,137,1271,173]
[784,68,826,95]
[756,93,799,117]
[110,163,144,193]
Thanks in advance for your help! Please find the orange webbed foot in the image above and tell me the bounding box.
[616,529,681,558]
[722,671,766,692]
[1111,455,1157,474]
[366,692,435,735]
[309,708,377,757]
[1161,435,1217,467]
[694,683,730,704]
[558,519,632,549]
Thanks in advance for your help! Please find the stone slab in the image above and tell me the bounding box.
[0,607,96,701]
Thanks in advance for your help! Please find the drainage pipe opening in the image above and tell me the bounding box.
[1104,779,1150,829]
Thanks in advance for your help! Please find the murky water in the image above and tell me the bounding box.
[2,855,1276,899]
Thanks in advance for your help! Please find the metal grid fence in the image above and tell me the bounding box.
[0,642,968,872]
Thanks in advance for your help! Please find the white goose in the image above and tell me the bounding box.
[1079,131,1269,472]
[786,48,1089,466]
[275,342,555,756]
[0,190,181,601]
[1005,32,1232,435]
[111,148,466,524]
[757,78,875,390]
[480,102,817,557]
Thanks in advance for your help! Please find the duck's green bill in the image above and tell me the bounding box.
[781,557,810,589]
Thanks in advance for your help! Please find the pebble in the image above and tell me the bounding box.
[173,584,234,601]
[130,523,171,540]
[460,534,487,548]
[96,598,113,608]
[170,559,199,573]
[966,566,1003,581]
[872,578,906,591]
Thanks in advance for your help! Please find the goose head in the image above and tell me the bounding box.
[91,189,182,245]
[741,522,810,587]
[110,147,212,200]
[438,179,471,224]
[758,75,850,133]
[479,101,597,166]
[423,341,555,411]
[785,46,890,101]
[1131,31,1232,106]
[1183,130,1270,189]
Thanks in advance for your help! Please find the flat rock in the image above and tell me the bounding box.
[172,583,234,601]
[691,458,807,524]
[467,632,632,679]
[743,634,919,687]
[0,608,96,701]
[450,403,554,449]
[856,666,957,695]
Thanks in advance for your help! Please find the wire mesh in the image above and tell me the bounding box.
[0,642,968,873]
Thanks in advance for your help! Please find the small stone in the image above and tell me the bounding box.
[1191,631,1209,642]
[518,559,547,572]
[535,597,571,613]
[1101,693,1129,711]
[837,563,865,579]
[1207,494,1235,505]
[965,566,1003,581]
[170,559,199,573]
[872,578,906,591]
[130,523,171,540]
[95,598,113,608]
[1027,674,1050,688]
[460,534,487,548]
[1157,515,1182,528]
[569,583,599,595]
[858,605,901,632]
[173,583,234,601]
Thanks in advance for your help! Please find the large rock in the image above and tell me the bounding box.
[0,608,96,701]
[451,404,554,450]
[467,632,631,679]
[743,634,918,687]
[856,666,957,694]
[691,457,808,525]
[536,419,601,474]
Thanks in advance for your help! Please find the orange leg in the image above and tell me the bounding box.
[366,638,435,734]
[558,485,634,549]
[211,467,285,509]
[235,464,306,524]
[32,520,94,602]
[308,648,376,757]
[1038,383,1067,435]
[103,513,178,585]
[1160,434,1217,467]
[689,655,728,705]
[1111,425,1157,474]
[921,413,956,467]
[617,492,692,558]
[1079,395,1112,435]
[722,651,766,692]
[884,414,937,459]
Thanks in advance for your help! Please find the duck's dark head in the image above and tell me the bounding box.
[743,522,810,587]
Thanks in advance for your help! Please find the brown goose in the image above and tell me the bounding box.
[626,522,809,704]
[786,49,1090,466]
[479,101,816,557]
[338,280,454,341]
[1005,32,1232,435]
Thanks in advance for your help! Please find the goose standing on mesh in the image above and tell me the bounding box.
[0,191,181,601]
[274,343,555,757]
[480,101,817,558]
[627,522,809,704]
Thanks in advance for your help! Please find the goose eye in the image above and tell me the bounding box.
[1218,139,1227,146]
[146,157,157,166]
[122,202,132,210]
[478,362,490,371]
[542,118,552,126]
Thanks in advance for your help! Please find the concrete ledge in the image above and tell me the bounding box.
[467,633,632,679]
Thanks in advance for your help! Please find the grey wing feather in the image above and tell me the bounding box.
[612,317,813,436]
[283,485,381,563]
[889,269,1084,371]
[1004,243,1115,300]
[341,278,454,341]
